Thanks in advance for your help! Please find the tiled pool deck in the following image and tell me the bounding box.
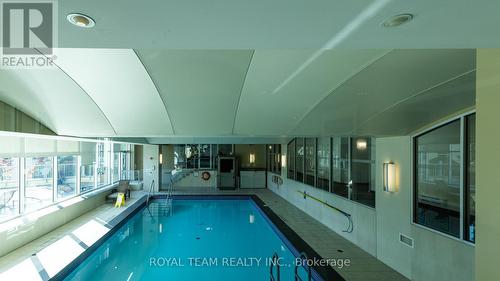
[0,187,408,281]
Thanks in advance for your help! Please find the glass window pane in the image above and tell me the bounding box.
[332,137,349,198]
[186,144,199,169]
[316,137,330,191]
[199,144,211,168]
[275,144,281,174]
[25,157,53,212]
[57,156,77,200]
[466,114,476,242]
[80,143,96,193]
[0,158,19,221]
[305,138,316,186]
[174,144,186,169]
[296,138,304,182]
[351,137,376,207]
[112,152,119,182]
[415,120,461,237]
[97,143,110,187]
[287,140,295,179]
[120,150,130,179]
[267,145,272,172]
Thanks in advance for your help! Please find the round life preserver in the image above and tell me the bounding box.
[201,171,211,181]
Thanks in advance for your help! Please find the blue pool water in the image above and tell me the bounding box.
[64,198,317,281]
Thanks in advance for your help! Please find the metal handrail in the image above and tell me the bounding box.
[146,179,155,205]
[270,252,280,281]
[294,252,311,281]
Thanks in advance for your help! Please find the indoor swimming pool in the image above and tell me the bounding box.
[62,196,328,281]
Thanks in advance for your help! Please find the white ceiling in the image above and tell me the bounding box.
[0,48,476,143]
[57,0,500,49]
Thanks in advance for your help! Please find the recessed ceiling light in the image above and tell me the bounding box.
[67,13,95,28]
[382,14,413,27]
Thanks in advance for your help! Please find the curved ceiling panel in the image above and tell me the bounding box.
[136,50,253,136]
[234,49,389,135]
[293,49,476,136]
[0,67,115,136]
[54,49,174,136]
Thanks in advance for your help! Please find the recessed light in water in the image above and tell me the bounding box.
[67,13,95,28]
[382,14,413,27]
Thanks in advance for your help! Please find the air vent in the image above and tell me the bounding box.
[399,233,414,248]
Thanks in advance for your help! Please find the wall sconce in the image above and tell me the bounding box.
[356,139,367,151]
[281,154,286,168]
[159,153,163,164]
[383,162,396,192]
[249,153,256,165]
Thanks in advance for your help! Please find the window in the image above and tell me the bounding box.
[316,137,330,192]
[57,156,77,200]
[296,138,304,182]
[267,144,281,175]
[96,143,111,187]
[112,152,120,182]
[305,138,316,186]
[199,144,211,169]
[186,145,199,169]
[274,144,281,174]
[25,157,53,212]
[332,137,349,198]
[0,158,19,222]
[414,114,476,241]
[120,148,130,179]
[287,140,295,180]
[174,144,186,169]
[80,143,96,192]
[350,137,375,208]
[0,134,138,222]
[465,114,476,242]
[285,136,375,207]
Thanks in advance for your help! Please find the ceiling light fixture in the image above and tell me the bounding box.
[67,13,95,28]
[382,13,413,27]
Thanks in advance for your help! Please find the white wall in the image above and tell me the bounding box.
[143,144,160,192]
[271,139,475,281]
[375,136,412,277]
[175,170,217,188]
[376,136,474,281]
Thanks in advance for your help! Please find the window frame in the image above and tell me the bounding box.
[411,110,476,244]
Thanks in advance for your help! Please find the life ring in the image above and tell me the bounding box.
[201,171,211,181]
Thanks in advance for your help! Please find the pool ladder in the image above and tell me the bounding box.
[164,177,174,215]
[146,180,155,206]
[270,253,280,281]
[294,252,312,281]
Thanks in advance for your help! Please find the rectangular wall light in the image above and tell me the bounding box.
[249,153,255,165]
[281,154,286,168]
[159,153,163,164]
[383,162,396,192]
